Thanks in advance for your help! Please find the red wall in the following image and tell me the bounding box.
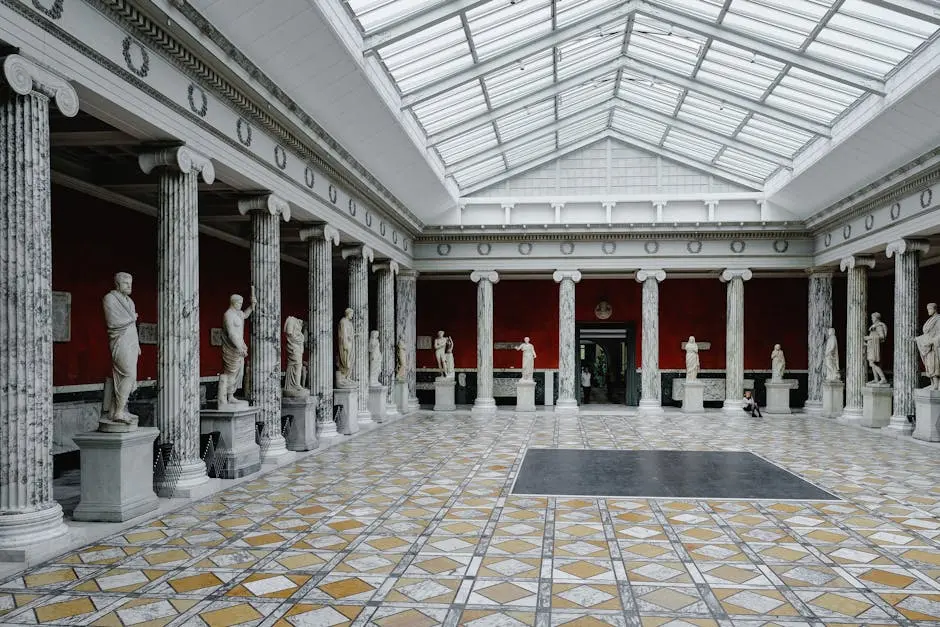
[52,186,306,386]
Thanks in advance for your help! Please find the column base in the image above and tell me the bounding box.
[260,434,290,464]
[357,408,374,425]
[723,399,744,415]
[471,397,497,415]
[318,417,341,439]
[0,504,68,562]
[913,388,940,442]
[555,398,579,414]
[883,414,914,436]
[838,406,863,425]
[638,399,664,414]
[169,459,213,499]
[407,396,420,412]
[861,384,893,428]
[803,400,823,415]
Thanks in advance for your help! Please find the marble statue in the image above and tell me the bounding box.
[368,329,382,386]
[685,336,700,381]
[443,336,455,379]
[434,330,447,377]
[395,341,407,382]
[864,312,888,384]
[516,337,537,382]
[218,288,255,406]
[283,316,309,397]
[771,344,786,381]
[824,327,841,382]
[336,308,356,388]
[102,272,140,427]
[916,302,940,390]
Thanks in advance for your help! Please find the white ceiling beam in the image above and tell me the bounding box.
[863,0,940,25]
[362,0,494,53]
[636,0,886,94]
[607,129,763,190]
[614,98,792,164]
[425,58,623,146]
[401,1,635,108]
[446,103,612,174]
[459,130,610,195]
[623,57,832,137]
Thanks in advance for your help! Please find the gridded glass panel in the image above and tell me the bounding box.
[379,18,471,93]
[483,51,554,108]
[656,0,725,21]
[721,0,826,49]
[347,0,450,32]
[628,16,706,76]
[556,32,623,82]
[736,115,814,156]
[412,82,487,135]
[453,154,505,187]
[466,0,553,61]
[697,41,786,101]
[556,0,625,28]
[619,74,684,114]
[558,80,615,117]
[663,128,724,161]
[504,135,558,168]
[765,68,863,123]
[677,92,749,136]
[557,112,608,145]
[436,124,498,164]
[715,147,779,180]
[611,108,669,144]
[495,101,555,143]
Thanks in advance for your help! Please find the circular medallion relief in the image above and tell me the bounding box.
[436,243,451,256]
[773,239,789,253]
[865,214,875,231]
[842,224,852,240]
[644,240,659,255]
[594,300,612,320]
[518,242,533,256]
[921,188,933,208]
[560,241,575,255]
[730,239,746,254]
[824,233,832,247]
[890,202,901,220]
[477,242,492,256]
[687,240,702,254]
[602,241,616,255]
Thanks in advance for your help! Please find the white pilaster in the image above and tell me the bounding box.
[721,268,752,412]
[806,270,834,415]
[374,261,400,418]
[471,271,500,415]
[343,245,374,424]
[839,255,875,423]
[636,269,666,413]
[396,270,419,411]
[553,270,582,413]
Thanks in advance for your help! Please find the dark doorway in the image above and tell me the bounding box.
[576,322,637,406]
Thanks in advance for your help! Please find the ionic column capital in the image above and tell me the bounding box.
[720,268,752,282]
[373,261,399,275]
[886,238,930,258]
[341,245,374,262]
[805,267,835,278]
[2,54,78,117]
[839,255,875,272]
[553,270,582,283]
[237,194,290,222]
[299,224,340,246]
[471,270,499,284]
[635,269,666,283]
[139,145,215,184]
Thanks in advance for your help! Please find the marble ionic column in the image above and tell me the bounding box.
[635,269,667,413]
[300,225,341,437]
[396,270,419,411]
[721,268,752,412]
[238,195,290,461]
[343,245,374,423]
[374,261,400,416]
[140,145,214,495]
[0,55,76,549]
[553,270,582,412]
[805,270,834,415]
[839,255,875,422]
[885,239,929,433]
[471,271,500,415]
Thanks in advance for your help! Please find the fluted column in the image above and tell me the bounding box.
[553,270,582,412]
[238,195,290,461]
[139,145,214,495]
[300,225,341,437]
[374,261,400,417]
[721,268,752,412]
[839,256,875,422]
[0,55,76,550]
[396,270,419,411]
[471,271,499,414]
[636,269,666,413]
[885,240,929,433]
[806,270,834,415]
[343,246,374,423]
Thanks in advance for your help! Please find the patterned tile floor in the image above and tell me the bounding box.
[3,409,940,626]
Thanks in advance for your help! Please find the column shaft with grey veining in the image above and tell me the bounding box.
[554,271,582,412]
[0,56,76,547]
[241,195,289,460]
[471,271,499,414]
[345,246,373,423]
[886,240,929,433]
[375,262,399,415]
[301,225,339,437]
[396,270,418,411]
[806,271,833,414]
[721,269,752,411]
[841,256,874,421]
[636,270,666,412]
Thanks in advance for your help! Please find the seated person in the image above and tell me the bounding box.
[743,390,762,417]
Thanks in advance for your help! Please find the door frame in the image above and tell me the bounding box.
[575,321,637,406]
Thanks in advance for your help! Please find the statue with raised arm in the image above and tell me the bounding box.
[434,330,447,377]
[336,308,356,388]
[516,337,537,382]
[102,272,140,428]
[771,344,786,382]
[368,329,382,386]
[865,312,888,384]
[218,287,255,407]
[443,336,455,379]
[685,336,700,381]
[283,316,309,398]
[395,341,407,382]
[916,302,940,390]
[824,328,841,382]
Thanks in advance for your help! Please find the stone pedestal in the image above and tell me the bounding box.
[765,382,792,415]
[861,384,893,428]
[72,428,159,522]
[282,396,318,452]
[200,407,261,479]
[393,381,408,414]
[913,388,940,442]
[822,381,844,418]
[369,385,387,423]
[334,388,359,435]
[683,381,705,414]
[434,379,456,411]
[516,380,536,412]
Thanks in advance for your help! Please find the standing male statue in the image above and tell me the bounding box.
[516,337,537,382]
[102,271,140,426]
[864,312,888,384]
[917,302,940,390]
[218,288,256,407]
[336,308,356,388]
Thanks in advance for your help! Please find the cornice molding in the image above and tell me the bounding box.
[417,228,811,244]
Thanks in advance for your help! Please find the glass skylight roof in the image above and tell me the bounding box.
[343,0,940,193]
